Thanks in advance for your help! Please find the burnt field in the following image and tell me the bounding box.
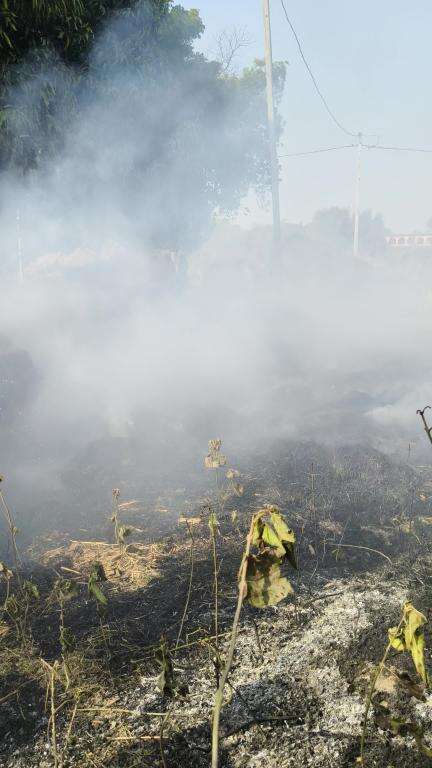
[2,440,432,768]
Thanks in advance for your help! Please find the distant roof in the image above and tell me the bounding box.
[386,234,432,246]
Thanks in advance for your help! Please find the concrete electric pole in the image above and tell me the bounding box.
[16,208,24,283]
[352,133,362,258]
[262,0,281,247]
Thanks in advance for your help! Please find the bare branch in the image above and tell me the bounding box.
[213,26,252,74]
[417,406,432,447]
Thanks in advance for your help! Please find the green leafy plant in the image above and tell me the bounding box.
[359,601,430,764]
[155,636,175,697]
[88,561,110,660]
[111,488,138,547]
[87,562,107,607]
[211,505,296,768]
[246,505,297,608]
[52,578,78,689]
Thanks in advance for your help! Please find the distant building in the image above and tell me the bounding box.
[386,234,432,247]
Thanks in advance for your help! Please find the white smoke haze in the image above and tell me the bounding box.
[1,3,432,534]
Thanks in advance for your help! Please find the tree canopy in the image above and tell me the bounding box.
[0,1,286,251]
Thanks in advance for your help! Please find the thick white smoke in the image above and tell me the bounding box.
[1,3,432,532]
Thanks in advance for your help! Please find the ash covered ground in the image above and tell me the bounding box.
[2,440,432,767]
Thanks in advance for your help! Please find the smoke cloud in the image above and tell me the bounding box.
[1,3,431,535]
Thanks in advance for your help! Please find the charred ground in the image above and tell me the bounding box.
[1,440,432,768]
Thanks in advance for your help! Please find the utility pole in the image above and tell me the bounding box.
[16,208,24,283]
[262,0,281,248]
[353,133,362,258]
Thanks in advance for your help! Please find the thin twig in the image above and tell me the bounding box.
[211,513,256,768]
[0,487,21,583]
[175,522,195,652]
[333,543,392,564]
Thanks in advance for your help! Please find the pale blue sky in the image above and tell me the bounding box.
[186,1,432,232]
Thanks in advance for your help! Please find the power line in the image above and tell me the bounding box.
[278,0,358,138]
[279,143,432,159]
[279,143,355,158]
[365,144,432,154]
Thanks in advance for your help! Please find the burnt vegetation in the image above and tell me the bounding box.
[2,430,432,767]
[1,3,432,768]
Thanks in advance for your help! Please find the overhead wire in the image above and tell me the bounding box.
[278,0,359,138]
[364,144,432,153]
[279,144,355,158]
[279,143,432,159]
[276,4,432,163]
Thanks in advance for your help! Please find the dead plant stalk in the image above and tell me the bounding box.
[211,513,256,768]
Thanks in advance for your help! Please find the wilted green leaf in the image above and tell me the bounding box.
[388,626,405,652]
[270,509,297,568]
[245,553,293,608]
[88,562,108,606]
[388,602,429,686]
[403,602,429,685]
[261,522,284,553]
[252,517,264,547]
[252,507,297,568]
[88,578,107,606]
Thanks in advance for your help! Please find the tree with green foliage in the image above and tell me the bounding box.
[0,1,286,251]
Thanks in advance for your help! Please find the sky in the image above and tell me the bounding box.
[187,0,432,232]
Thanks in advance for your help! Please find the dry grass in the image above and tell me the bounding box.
[40,540,163,591]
